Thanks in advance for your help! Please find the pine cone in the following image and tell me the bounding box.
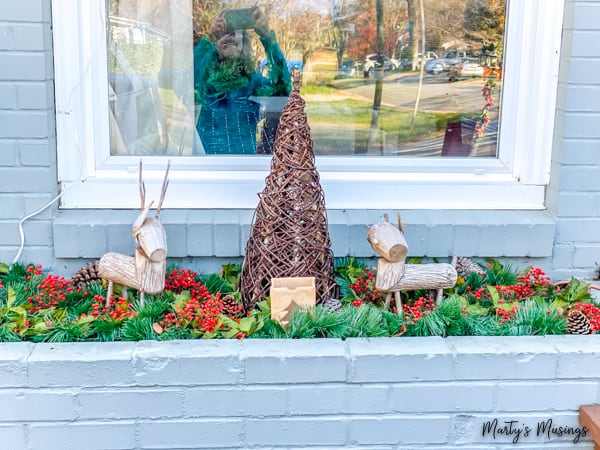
[322,298,343,314]
[222,295,244,319]
[71,260,101,287]
[567,310,594,335]
[455,256,486,280]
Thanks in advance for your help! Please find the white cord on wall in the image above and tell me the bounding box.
[11,3,105,267]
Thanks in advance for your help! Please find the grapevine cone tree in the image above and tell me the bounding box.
[240,72,335,311]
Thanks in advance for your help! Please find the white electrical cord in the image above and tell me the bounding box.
[11,2,105,267]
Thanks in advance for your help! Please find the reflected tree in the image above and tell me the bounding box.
[464,0,505,47]
[367,0,384,154]
[192,0,222,39]
[263,0,329,67]
[406,0,418,69]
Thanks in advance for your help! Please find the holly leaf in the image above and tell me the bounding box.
[191,329,203,338]
[495,302,516,312]
[173,291,191,307]
[7,286,16,309]
[74,314,96,326]
[221,328,239,339]
[202,330,218,339]
[238,317,255,334]
[466,303,489,316]
[488,285,500,305]
[550,298,569,311]
[32,320,51,334]
[219,315,240,328]
[554,278,592,304]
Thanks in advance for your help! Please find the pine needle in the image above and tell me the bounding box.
[328,304,389,338]
[134,296,171,321]
[121,316,156,341]
[93,318,123,342]
[287,308,318,339]
[201,273,236,295]
[501,300,567,336]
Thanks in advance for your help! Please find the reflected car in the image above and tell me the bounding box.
[339,58,361,76]
[424,60,444,75]
[449,58,484,80]
[363,53,396,77]
[425,50,468,74]
[393,52,439,71]
[417,51,438,69]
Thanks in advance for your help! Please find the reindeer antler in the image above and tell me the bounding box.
[155,160,171,219]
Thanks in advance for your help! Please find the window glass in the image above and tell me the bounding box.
[107,0,196,155]
[107,0,505,157]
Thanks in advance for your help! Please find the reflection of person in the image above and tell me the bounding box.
[193,7,291,154]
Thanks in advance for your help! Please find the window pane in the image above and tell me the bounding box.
[108,0,506,157]
[107,0,196,156]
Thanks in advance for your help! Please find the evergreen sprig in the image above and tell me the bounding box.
[122,316,156,341]
[500,300,566,336]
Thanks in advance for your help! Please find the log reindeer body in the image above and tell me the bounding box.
[99,161,170,307]
[367,213,457,315]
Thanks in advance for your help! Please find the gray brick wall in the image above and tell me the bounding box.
[548,0,600,280]
[0,0,57,266]
[0,337,597,449]
[0,0,599,282]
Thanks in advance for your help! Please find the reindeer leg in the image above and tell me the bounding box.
[384,292,392,310]
[140,291,145,308]
[436,288,444,305]
[106,281,114,308]
[394,291,402,316]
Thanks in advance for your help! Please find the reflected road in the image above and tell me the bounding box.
[333,71,488,114]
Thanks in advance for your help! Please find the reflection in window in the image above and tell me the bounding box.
[107,0,196,156]
[107,0,506,157]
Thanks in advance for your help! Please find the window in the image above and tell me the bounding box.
[52,0,564,210]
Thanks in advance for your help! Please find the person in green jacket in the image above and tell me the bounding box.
[194,7,291,154]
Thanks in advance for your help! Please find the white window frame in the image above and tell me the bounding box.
[52,0,564,210]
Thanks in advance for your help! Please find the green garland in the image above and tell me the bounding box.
[0,259,597,342]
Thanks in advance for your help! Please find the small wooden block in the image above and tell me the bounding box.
[579,404,600,449]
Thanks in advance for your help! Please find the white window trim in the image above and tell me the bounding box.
[52,0,564,210]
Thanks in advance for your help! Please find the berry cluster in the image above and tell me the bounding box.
[464,266,550,305]
[164,268,204,293]
[475,81,495,138]
[495,304,518,324]
[463,286,489,301]
[518,266,551,288]
[26,264,43,277]
[26,272,73,311]
[571,302,600,332]
[87,295,137,321]
[494,284,533,302]
[160,295,226,334]
[403,296,435,324]
[349,267,386,305]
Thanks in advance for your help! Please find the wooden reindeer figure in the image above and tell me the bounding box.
[99,160,170,308]
[368,212,457,315]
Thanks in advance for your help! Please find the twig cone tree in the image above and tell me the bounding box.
[240,72,335,311]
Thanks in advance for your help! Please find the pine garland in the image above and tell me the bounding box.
[0,259,596,342]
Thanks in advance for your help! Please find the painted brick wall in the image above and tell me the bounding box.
[0,1,57,266]
[0,336,598,449]
[0,0,600,281]
[548,0,600,280]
